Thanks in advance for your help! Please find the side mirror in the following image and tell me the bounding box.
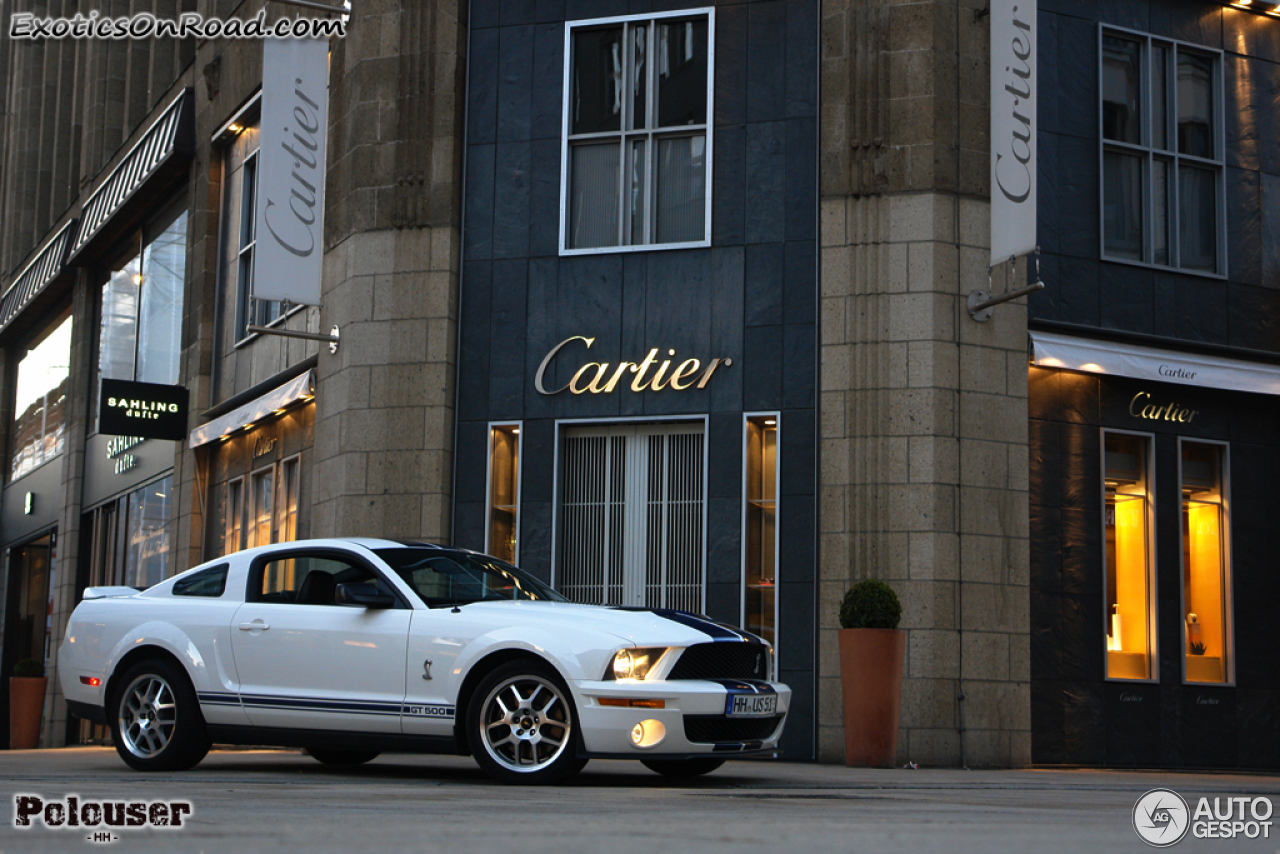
[335,582,396,609]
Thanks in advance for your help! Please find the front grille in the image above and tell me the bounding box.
[683,714,783,744]
[669,642,769,681]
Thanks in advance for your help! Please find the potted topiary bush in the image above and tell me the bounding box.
[10,657,48,750]
[838,579,905,767]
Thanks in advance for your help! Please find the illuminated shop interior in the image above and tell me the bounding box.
[744,415,778,647]
[1181,441,1230,683]
[487,424,521,564]
[1103,432,1154,680]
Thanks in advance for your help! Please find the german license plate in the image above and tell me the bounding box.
[725,693,778,718]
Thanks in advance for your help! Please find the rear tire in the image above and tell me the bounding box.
[109,658,210,772]
[641,757,727,778]
[306,747,380,766]
[467,660,588,784]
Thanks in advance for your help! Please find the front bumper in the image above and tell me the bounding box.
[572,679,790,757]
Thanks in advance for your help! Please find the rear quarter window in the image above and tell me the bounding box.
[172,565,229,597]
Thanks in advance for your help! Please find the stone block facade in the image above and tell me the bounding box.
[312,2,466,542]
[818,0,1031,767]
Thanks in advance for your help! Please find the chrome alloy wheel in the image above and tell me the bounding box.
[478,674,572,773]
[117,673,178,759]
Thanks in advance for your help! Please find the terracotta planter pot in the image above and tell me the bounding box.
[838,628,906,767]
[9,676,48,750]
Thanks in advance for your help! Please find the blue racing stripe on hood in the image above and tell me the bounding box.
[612,606,750,641]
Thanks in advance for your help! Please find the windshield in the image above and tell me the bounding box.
[374,548,566,607]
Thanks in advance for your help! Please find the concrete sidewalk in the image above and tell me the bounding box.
[1,747,1277,853]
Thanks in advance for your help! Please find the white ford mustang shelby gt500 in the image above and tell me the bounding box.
[59,538,789,783]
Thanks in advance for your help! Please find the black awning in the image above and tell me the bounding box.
[0,218,78,339]
[66,88,195,264]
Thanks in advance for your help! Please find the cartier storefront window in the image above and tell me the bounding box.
[1180,440,1231,684]
[1103,431,1156,681]
[223,454,301,556]
[486,424,521,564]
[744,414,778,649]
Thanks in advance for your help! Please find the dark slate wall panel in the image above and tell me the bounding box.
[461,0,819,758]
[1031,372,1280,768]
[1035,2,1280,358]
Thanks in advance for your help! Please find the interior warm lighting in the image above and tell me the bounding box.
[132,273,143,285]
[1037,357,1064,367]
[1104,432,1153,681]
[487,424,520,563]
[229,123,243,133]
[764,419,776,426]
[1079,362,1105,372]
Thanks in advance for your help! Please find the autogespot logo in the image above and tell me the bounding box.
[1133,789,1191,847]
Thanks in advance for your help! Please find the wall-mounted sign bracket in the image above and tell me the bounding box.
[969,251,1046,322]
[247,324,340,354]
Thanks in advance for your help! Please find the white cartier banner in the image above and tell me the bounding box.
[990,0,1037,267]
[253,37,329,305]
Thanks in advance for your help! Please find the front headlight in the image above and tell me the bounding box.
[610,648,666,680]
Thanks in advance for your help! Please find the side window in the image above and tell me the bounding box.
[402,556,516,607]
[249,555,390,606]
[173,565,229,597]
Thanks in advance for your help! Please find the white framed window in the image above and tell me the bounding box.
[1099,27,1224,276]
[560,9,714,254]
[1178,439,1233,685]
[485,423,522,564]
[742,413,779,654]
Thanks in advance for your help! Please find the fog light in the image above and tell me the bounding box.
[629,719,666,749]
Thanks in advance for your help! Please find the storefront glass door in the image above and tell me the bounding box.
[558,424,705,612]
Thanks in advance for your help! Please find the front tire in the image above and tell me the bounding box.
[641,757,726,778]
[467,660,588,784]
[307,747,380,766]
[109,658,210,772]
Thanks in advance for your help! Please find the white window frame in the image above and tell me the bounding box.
[559,8,715,256]
[1098,25,1226,278]
[741,411,780,662]
[1100,427,1160,684]
[1176,437,1234,686]
[484,421,523,564]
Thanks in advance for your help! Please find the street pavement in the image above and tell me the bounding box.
[1,747,1278,854]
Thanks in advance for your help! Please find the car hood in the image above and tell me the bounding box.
[450,600,759,647]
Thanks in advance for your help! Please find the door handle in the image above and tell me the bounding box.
[238,620,270,632]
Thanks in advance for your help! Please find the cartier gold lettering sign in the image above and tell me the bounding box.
[535,336,732,396]
[99,378,189,441]
[1129,391,1199,423]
